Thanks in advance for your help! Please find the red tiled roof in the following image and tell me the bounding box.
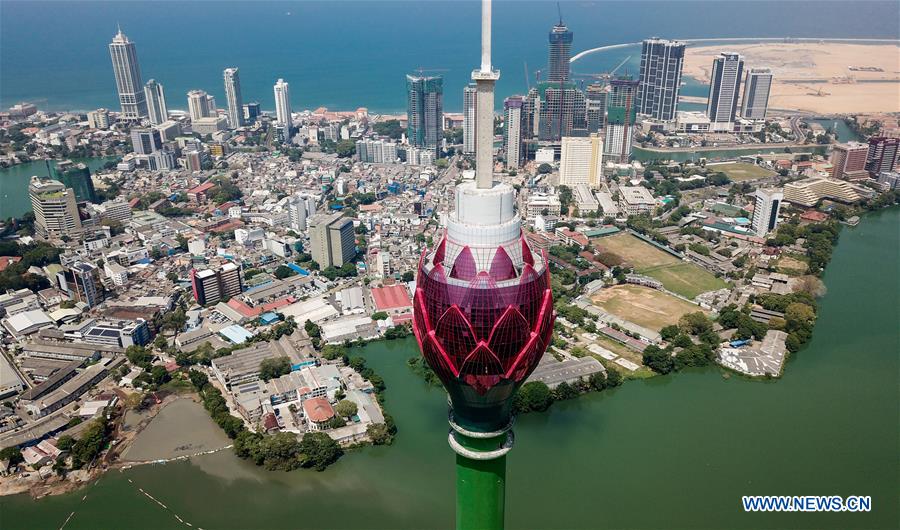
[188,181,216,195]
[0,256,21,272]
[392,313,413,323]
[800,210,828,222]
[371,285,412,311]
[227,298,261,318]
[303,398,335,423]
[262,412,279,431]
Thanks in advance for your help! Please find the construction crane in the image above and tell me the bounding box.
[610,56,631,75]
[524,61,530,90]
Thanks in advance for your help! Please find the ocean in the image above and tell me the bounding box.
[2,1,898,114]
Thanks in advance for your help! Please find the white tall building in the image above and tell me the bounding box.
[143,79,168,125]
[29,177,83,239]
[108,27,147,119]
[503,96,523,169]
[287,196,308,231]
[87,109,110,129]
[223,67,244,129]
[559,134,604,188]
[463,83,477,154]
[741,68,773,120]
[206,95,217,115]
[274,79,293,132]
[707,52,744,124]
[187,90,210,122]
[750,188,783,236]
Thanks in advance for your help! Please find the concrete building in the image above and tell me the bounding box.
[618,186,656,215]
[559,134,603,188]
[309,213,356,269]
[287,195,308,231]
[191,262,243,305]
[87,108,110,129]
[143,79,168,125]
[707,53,744,124]
[585,82,608,133]
[527,82,587,141]
[740,68,773,120]
[463,83,477,154]
[65,262,102,308]
[525,194,562,219]
[243,102,261,123]
[573,183,599,213]
[783,177,861,207]
[108,27,147,119]
[876,171,900,191]
[130,128,162,155]
[750,188,783,236]
[191,117,227,135]
[830,142,870,180]
[406,74,444,157]
[274,79,293,137]
[223,67,244,129]
[636,38,685,121]
[187,89,210,122]
[605,78,639,162]
[865,137,899,177]
[503,96,523,169]
[29,177,82,240]
[356,139,398,164]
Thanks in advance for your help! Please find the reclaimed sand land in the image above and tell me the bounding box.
[683,43,900,114]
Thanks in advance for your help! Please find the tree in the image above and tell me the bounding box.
[554,381,579,400]
[660,325,681,342]
[274,265,296,279]
[538,163,552,174]
[514,381,553,413]
[401,270,415,282]
[605,366,623,387]
[643,345,675,374]
[373,119,403,139]
[305,320,321,339]
[125,345,153,368]
[150,365,171,386]
[0,446,23,466]
[299,431,343,471]
[679,312,713,336]
[56,435,75,452]
[367,423,394,445]
[335,400,358,419]
[335,139,356,158]
[259,356,291,381]
[589,371,607,391]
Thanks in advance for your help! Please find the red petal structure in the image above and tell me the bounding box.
[414,242,554,400]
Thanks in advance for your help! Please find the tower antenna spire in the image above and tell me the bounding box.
[557,1,563,25]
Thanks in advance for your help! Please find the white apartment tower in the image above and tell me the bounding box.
[741,68,773,120]
[143,79,168,125]
[108,27,147,119]
[223,67,244,128]
[29,177,83,239]
[187,90,211,122]
[463,83,477,154]
[503,96,523,169]
[274,79,293,132]
[750,188,783,237]
[707,53,744,124]
[559,134,604,188]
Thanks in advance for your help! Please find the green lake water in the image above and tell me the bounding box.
[0,157,115,221]
[0,208,897,529]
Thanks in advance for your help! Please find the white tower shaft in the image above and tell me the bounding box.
[473,0,500,190]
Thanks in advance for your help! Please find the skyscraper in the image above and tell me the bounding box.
[503,96,523,169]
[547,20,573,83]
[412,3,554,527]
[130,128,163,155]
[605,78,639,162]
[636,38,685,121]
[529,83,586,141]
[187,90,210,122]
[273,78,292,136]
[707,52,744,124]
[223,67,244,129]
[406,74,444,157]
[143,79,168,125]
[585,82,608,133]
[560,134,604,188]
[29,177,83,240]
[463,83,477,154]
[108,27,147,119]
[309,213,356,269]
[741,68,773,120]
[750,188,783,237]
[56,161,97,203]
[865,137,899,177]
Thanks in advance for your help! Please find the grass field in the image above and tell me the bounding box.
[710,162,776,182]
[776,254,809,276]
[595,233,729,298]
[591,284,703,331]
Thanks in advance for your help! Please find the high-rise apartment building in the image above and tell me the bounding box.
[287,196,308,231]
[560,134,604,188]
[223,67,244,129]
[503,96,523,169]
[356,139,398,164]
[741,68,773,120]
[29,177,83,240]
[830,142,870,180]
[527,82,587,141]
[68,262,102,308]
[547,21,573,83]
[463,84,477,155]
[707,53,744,124]
[191,262,243,306]
[309,213,356,269]
[144,79,168,125]
[87,108,110,129]
[585,82,608,133]
[273,79,293,137]
[605,78,639,162]
[407,75,444,157]
[865,137,899,177]
[750,188,783,237]
[187,90,211,122]
[108,27,147,119]
[130,128,163,155]
[636,38,685,121]
[243,102,261,123]
[56,161,97,203]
